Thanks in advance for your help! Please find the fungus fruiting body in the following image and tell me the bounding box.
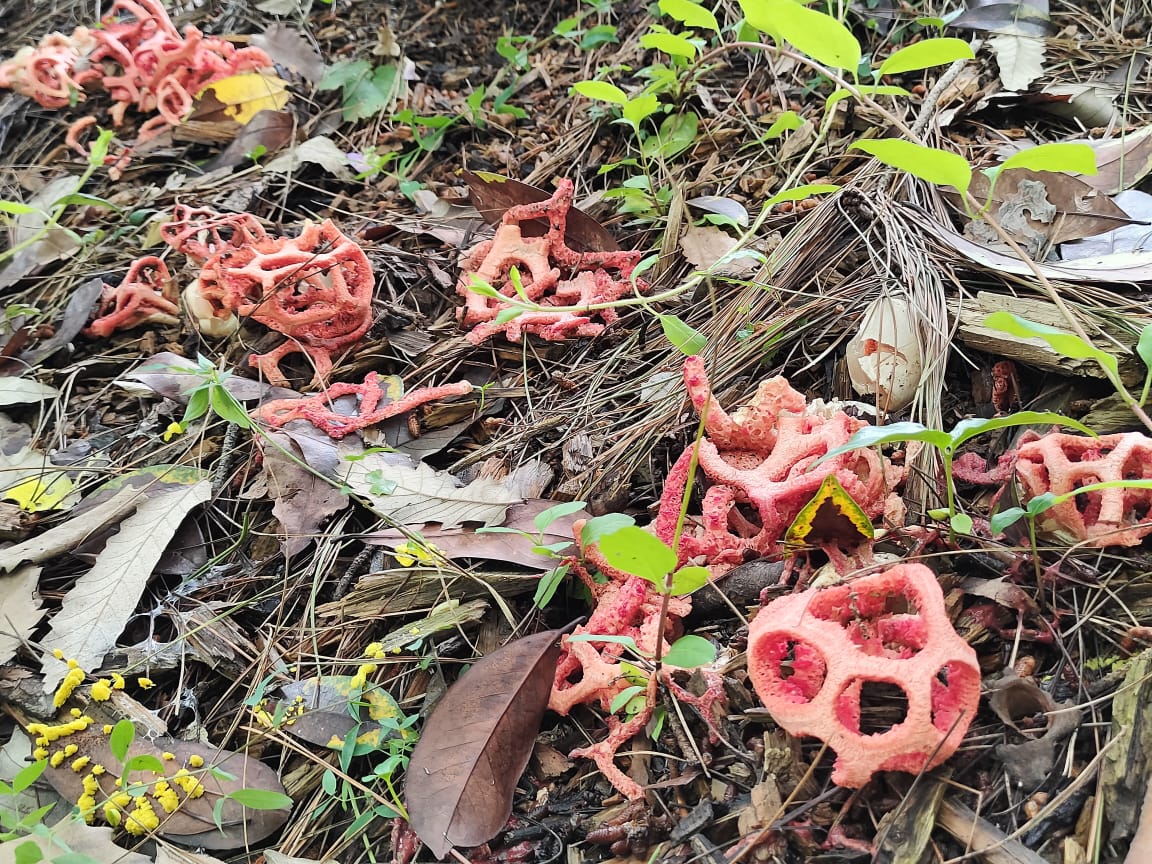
[84,256,179,337]
[746,563,980,788]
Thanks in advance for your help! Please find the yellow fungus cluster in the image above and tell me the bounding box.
[137,677,155,689]
[77,773,101,823]
[151,780,180,814]
[52,663,85,708]
[393,540,441,567]
[172,768,204,799]
[364,642,387,659]
[124,797,160,836]
[187,754,204,768]
[349,663,375,689]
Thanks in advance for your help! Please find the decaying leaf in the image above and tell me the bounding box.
[406,625,569,857]
[0,175,84,290]
[39,472,212,691]
[1103,650,1152,850]
[120,352,283,404]
[0,565,42,666]
[1075,126,1152,194]
[0,820,153,864]
[29,727,290,849]
[462,171,620,253]
[1062,190,1152,260]
[270,674,417,750]
[202,109,295,172]
[679,225,760,277]
[784,474,874,554]
[264,136,353,179]
[987,671,1080,787]
[342,450,520,529]
[194,72,291,124]
[260,431,348,556]
[987,29,1046,92]
[251,22,325,83]
[0,377,58,407]
[366,499,587,570]
[0,414,79,515]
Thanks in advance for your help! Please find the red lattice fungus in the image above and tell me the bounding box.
[84,256,179,337]
[747,563,980,788]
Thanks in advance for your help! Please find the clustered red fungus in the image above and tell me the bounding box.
[549,523,725,800]
[746,563,981,788]
[456,179,649,343]
[161,205,374,387]
[84,255,179,337]
[1015,431,1152,547]
[255,372,473,439]
[0,0,272,172]
[652,356,906,576]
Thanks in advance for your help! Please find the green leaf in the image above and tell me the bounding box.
[579,513,636,548]
[597,526,678,583]
[534,500,588,533]
[762,183,840,209]
[609,684,648,714]
[989,507,1026,535]
[11,760,46,795]
[981,311,1119,380]
[760,110,803,139]
[646,111,700,160]
[739,0,861,71]
[52,193,118,211]
[109,719,136,762]
[13,841,42,864]
[659,0,720,32]
[826,84,910,109]
[640,31,698,58]
[321,769,337,796]
[949,411,1094,450]
[659,314,708,354]
[662,635,716,668]
[999,142,1098,176]
[123,754,166,776]
[668,565,710,594]
[319,59,371,91]
[226,788,294,810]
[1137,323,1152,371]
[621,94,661,128]
[573,80,630,105]
[533,564,569,609]
[814,422,952,467]
[851,139,972,192]
[949,512,974,535]
[878,37,974,76]
[492,307,523,326]
[566,633,644,655]
[0,202,38,215]
[209,386,253,427]
[466,275,504,299]
[1026,491,1060,515]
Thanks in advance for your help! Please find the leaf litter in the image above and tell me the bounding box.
[0,0,1151,861]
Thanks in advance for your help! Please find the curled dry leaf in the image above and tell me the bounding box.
[987,671,1081,788]
[0,565,42,665]
[405,624,572,858]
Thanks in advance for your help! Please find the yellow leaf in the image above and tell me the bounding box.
[197,72,290,125]
[2,473,76,512]
[784,474,874,552]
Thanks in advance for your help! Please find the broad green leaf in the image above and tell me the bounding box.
[123,754,166,776]
[566,633,643,654]
[466,275,503,298]
[1026,491,1059,515]
[492,307,523,326]
[11,760,46,794]
[949,512,974,534]
[878,38,974,76]
[826,84,910,109]
[598,526,679,583]
[573,80,630,105]
[210,386,253,427]
[981,311,1119,379]
[659,0,720,32]
[949,411,1094,450]
[668,565,711,594]
[760,110,802,139]
[641,31,698,58]
[851,139,972,192]
[1137,323,1152,370]
[533,564,569,608]
[579,513,636,548]
[1000,143,1097,176]
[659,314,708,354]
[989,507,1026,535]
[227,789,294,809]
[814,422,952,467]
[621,94,661,127]
[319,59,371,91]
[763,183,840,209]
[740,0,861,71]
[534,500,589,533]
[0,202,38,215]
[609,684,648,714]
[662,635,717,668]
[653,111,700,159]
[109,719,136,762]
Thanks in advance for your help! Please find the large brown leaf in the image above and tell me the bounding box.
[404,624,570,858]
[462,171,620,252]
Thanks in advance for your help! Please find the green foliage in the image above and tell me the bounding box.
[661,635,716,668]
[997,142,1097,175]
[851,139,972,192]
[179,356,254,430]
[319,60,402,122]
[659,0,719,32]
[477,500,587,609]
[739,0,861,71]
[877,38,974,76]
[659,314,708,354]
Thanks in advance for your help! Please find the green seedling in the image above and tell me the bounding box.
[477,500,590,608]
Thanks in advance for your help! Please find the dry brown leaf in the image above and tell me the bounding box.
[0,820,153,864]
[987,671,1081,788]
[251,22,325,82]
[0,176,84,290]
[679,225,760,277]
[0,413,80,515]
[39,475,212,691]
[260,431,348,556]
[0,565,42,665]
[987,29,1045,92]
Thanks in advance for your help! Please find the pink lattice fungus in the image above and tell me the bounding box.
[457,180,648,343]
[747,563,980,788]
[1015,431,1152,547]
[255,372,473,440]
[84,256,179,337]
[653,356,905,575]
[162,206,374,387]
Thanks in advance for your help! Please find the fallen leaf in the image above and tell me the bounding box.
[120,352,284,403]
[264,135,352,178]
[39,473,212,691]
[0,486,140,572]
[260,431,348,556]
[155,846,232,864]
[987,28,1045,92]
[255,0,312,14]
[784,474,874,554]
[685,195,749,227]
[271,674,419,750]
[22,276,104,364]
[0,565,41,666]
[1061,190,1152,261]
[30,727,290,849]
[0,377,58,407]
[0,414,79,515]
[951,0,1051,35]
[679,225,760,277]
[960,576,1041,614]
[405,625,569,857]
[0,176,84,290]
[195,72,291,124]
[262,852,338,864]
[463,171,620,253]
[342,449,521,528]
[365,499,587,570]
[252,22,324,83]
[0,820,152,864]
[987,671,1080,787]
[201,109,295,172]
[1073,126,1152,194]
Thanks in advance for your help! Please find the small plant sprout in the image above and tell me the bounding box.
[477,500,588,608]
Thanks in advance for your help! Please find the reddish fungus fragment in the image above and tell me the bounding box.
[457,179,648,343]
[746,563,980,788]
[255,372,473,440]
[84,256,179,337]
[1015,431,1152,547]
